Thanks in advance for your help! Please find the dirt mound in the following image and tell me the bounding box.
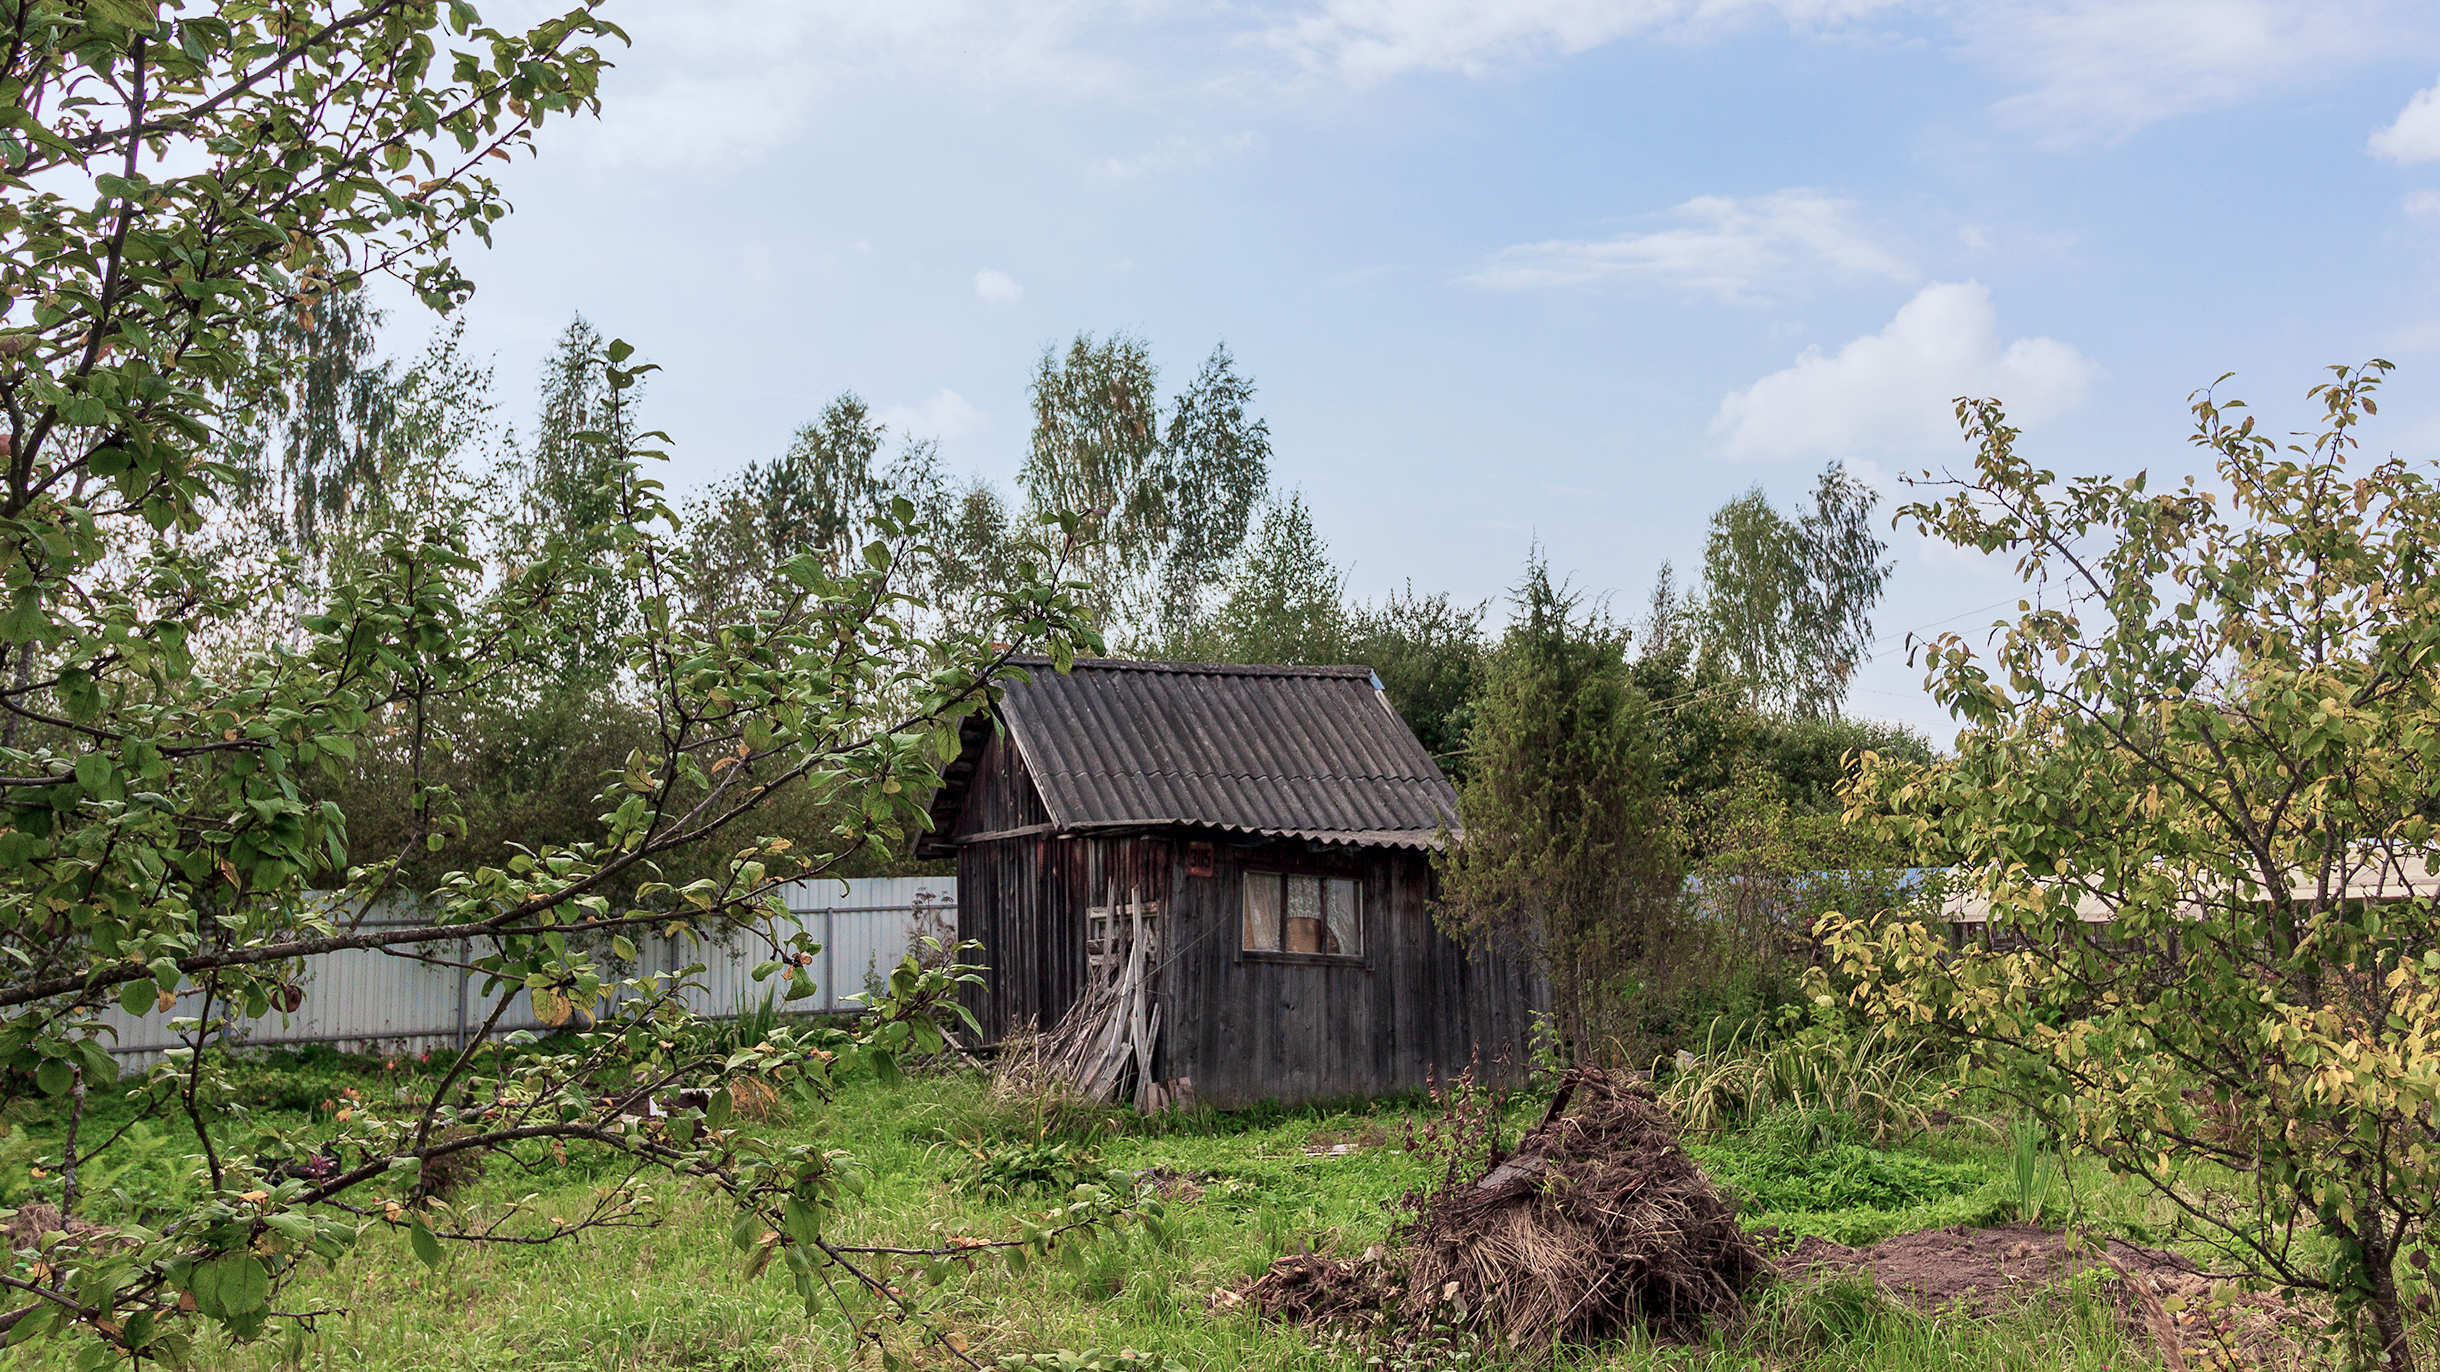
[1402,1067,1763,1347]
[1778,1222,2310,1364]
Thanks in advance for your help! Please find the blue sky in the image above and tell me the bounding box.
[414,0,2440,737]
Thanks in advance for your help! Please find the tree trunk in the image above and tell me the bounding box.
[1,641,28,751]
[59,1065,82,1217]
[2368,1250,2415,1372]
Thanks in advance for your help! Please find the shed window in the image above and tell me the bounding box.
[1241,872,1361,956]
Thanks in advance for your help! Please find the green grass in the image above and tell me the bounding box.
[1609,1269,2144,1372]
[5,1071,1458,1371]
[6,1064,2421,1371]
[1688,1107,2015,1248]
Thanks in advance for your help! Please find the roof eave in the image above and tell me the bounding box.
[947,817,1459,852]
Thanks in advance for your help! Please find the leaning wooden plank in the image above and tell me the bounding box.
[1086,956,1138,1082]
[1079,977,1137,1099]
[1132,1002,1163,1111]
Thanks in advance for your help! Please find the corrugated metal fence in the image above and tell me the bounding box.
[96,877,956,1068]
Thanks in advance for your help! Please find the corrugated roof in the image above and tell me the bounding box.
[934,657,1459,852]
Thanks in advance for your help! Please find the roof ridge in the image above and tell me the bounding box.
[1001,655,1376,679]
[1042,765,1447,783]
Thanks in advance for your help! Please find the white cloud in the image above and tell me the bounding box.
[2372,77,2440,163]
[1263,1,2417,143]
[1470,189,1910,301]
[524,0,1142,171]
[1711,281,2096,460]
[2406,189,2440,229]
[973,269,1025,305]
[1963,1,2399,145]
[519,0,2422,165]
[1265,0,1895,85]
[559,70,815,172]
[1090,131,1263,180]
[878,389,991,440]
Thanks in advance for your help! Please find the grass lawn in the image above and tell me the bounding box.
[1,1055,2273,1372]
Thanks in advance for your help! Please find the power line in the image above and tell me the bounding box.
[1868,596,2024,649]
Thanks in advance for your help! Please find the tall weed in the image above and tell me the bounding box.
[2010,1113,2054,1225]
[698,987,790,1058]
[1664,1019,1949,1142]
[978,1021,1132,1145]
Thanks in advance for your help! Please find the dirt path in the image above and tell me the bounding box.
[1774,1222,2313,1365]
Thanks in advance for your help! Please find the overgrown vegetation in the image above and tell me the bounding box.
[15,1052,2382,1372]
[0,1,2424,1370]
[1831,364,2440,1368]
[0,5,1141,1363]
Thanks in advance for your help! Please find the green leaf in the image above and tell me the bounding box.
[610,934,636,962]
[121,979,155,1016]
[9,1300,58,1343]
[0,589,42,644]
[74,1038,118,1086]
[34,1057,70,1095]
[264,1213,316,1243]
[409,1221,443,1267]
[74,753,110,792]
[56,671,100,721]
[85,0,157,27]
[182,1257,220,1316]
[210,1255,269,1314]
[780,1196,821,1247]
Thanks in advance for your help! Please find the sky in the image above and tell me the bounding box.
[397,0,2440,739]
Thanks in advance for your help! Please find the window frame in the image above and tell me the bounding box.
[1237,868,1367,965]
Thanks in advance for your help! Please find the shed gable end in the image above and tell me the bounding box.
[951,730,1052,841]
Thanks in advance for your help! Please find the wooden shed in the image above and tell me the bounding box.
[916,657,1545,1108]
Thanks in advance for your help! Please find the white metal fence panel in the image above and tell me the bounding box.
[92,878,957,1068]
[643,877,957,1021]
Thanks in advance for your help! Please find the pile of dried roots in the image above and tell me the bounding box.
[1400,1067,1763,1344]
[1233,1251,1400,1325]
[1236,1067,1763,1353]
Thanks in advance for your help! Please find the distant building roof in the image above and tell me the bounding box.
[916,657,1459,856]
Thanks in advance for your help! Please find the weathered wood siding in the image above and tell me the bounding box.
[957,832,1174,1046]
[956,734,1176,1043]
[954,732,1546,1106]
[1160,837,1542,1107]
[954,726,1051,835]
